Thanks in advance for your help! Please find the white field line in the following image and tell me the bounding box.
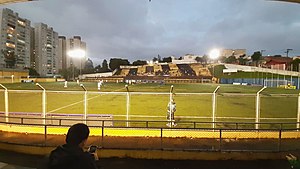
[48,86,126,113]
[7,89,299,97]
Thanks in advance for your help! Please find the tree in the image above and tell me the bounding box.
[291,58,300,72]
[152,57,158,62]
[224,55,237,64]
[238,56,247,65]
[2,49,16,68]
[157,55,162,62]
[132,60,147,66]
[102,59,109,72]
[26,68,40,77]
[251,51,262,66]
[162,57,172,63]
[94,64,102,73]
[238,54,247,65]
[59,67,79,80]
[109,58,130,71]
[195,56,203,63]
[202,55,208,65]
[83,58,94,74]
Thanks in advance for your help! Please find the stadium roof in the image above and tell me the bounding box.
[0,0,35,5]
[272,0,300,3]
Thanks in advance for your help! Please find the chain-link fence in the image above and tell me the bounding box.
[1,88,300,128]
[0,116,300,152]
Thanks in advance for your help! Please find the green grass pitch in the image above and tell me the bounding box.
[0,82,299,127]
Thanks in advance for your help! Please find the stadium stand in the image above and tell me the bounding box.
[190,64,203,76]
[146,66,154,74]
[82,63,212,83]
[137,66,146,75]
[128,68,138,76]
[120,68,130,76]
[161,64,170,75]
[177,64,196,76]
[199,67,212,76]
[168,64,181,76]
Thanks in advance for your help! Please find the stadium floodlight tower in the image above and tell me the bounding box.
[80,84,88,124]
[209,49,220,78]
[36,83,46,125]
[0,84,8,122]
[68,49,86,80]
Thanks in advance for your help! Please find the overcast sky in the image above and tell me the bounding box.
[2,0,300,65]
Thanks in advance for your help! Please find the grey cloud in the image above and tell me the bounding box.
[3,0,300,64]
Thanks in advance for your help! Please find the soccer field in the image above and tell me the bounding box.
[0,82,299,126]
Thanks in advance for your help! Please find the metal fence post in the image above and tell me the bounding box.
[212,86,220,129]
[160,128,163,150]
[0,84,9,123]
[297,93,300,129]
[36,83,47,125]
[278,129,282,152]
[219,129,222,151]
[80,84,88,124]
[44,125,47,146]
[101,126,104,147]
[125,85,130,127]
[256,86,267,129]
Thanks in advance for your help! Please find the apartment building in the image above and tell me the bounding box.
[34,23,58,76]
[58,36,66,70]
[0,8,31,70]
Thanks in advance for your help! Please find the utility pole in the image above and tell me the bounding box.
[260,50,266,57]
[285,49,293,57]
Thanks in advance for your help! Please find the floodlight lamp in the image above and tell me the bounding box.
[209,49,220,60]
[68,49,86,58]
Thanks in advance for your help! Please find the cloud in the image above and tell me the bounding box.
[2,0,300,64]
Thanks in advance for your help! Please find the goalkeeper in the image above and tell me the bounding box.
[166,98,176,127]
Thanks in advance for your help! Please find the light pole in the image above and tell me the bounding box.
[285,49,293,58]
[68,49,86,80]
[209,49,220,81]
[260,50,266,57]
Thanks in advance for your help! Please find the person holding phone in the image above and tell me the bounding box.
[48,123,98,169]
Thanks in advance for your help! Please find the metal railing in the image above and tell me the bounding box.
[0,115,300,152]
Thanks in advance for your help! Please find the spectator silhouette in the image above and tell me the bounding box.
[48,123,98,169]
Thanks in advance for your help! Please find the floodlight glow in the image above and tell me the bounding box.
[67,49,86,58]
[209,49,220,60]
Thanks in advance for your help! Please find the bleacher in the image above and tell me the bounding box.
[177,64,196,76]
[128,68,138,76]
[146,66,154,74]
[120,68,130,76]
[94,63,213,84]
[168,64,181,76]
[190,64,203,76]
[161,64,170,75]
[137,66,146,75]
[153,64,163,76]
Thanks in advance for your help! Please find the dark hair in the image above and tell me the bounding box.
[66,123,90,145]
